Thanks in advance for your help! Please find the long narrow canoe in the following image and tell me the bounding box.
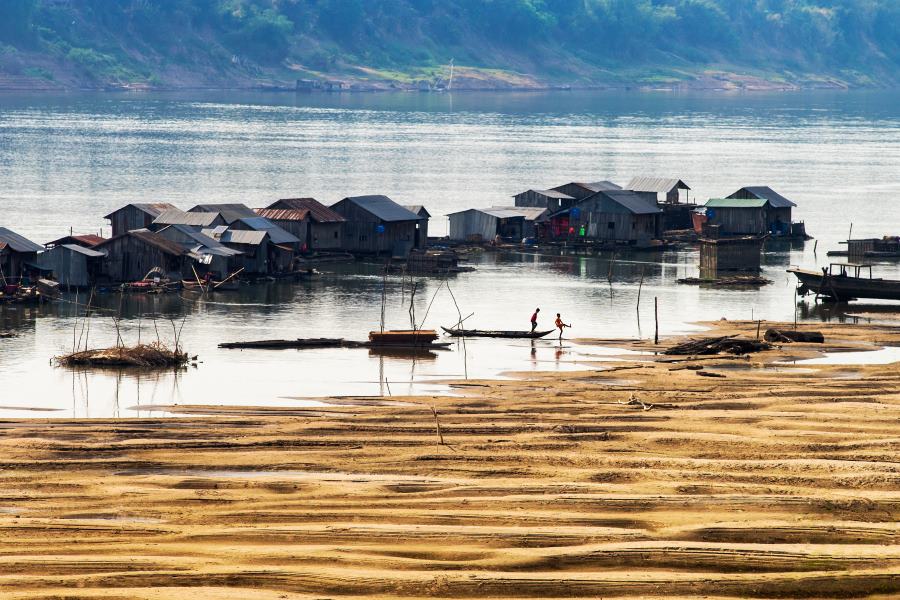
[441,327,555,339]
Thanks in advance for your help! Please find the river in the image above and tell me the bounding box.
[0,90,898,417]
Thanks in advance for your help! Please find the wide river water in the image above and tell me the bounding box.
[0,90,898,417]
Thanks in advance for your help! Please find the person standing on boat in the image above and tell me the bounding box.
[555,313,571,340]
[530,308,540,332]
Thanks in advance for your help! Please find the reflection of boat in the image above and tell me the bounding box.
[218,338,343,349]
[441,326,555,339]
[367,347,438,359]
[789,263,900,302]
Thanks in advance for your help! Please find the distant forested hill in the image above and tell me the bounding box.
[0,0,897,90]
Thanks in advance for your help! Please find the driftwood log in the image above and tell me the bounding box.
[677,276,772,287]
[665,336,772,356]
[764,329,825,343]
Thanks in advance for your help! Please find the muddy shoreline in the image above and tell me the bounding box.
[3,320,900,598]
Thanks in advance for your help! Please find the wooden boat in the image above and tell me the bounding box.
[368,330,439,346]
[441,326,555,339]
[788,263,900,302]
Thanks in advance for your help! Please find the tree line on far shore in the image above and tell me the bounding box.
[0,0,897,86]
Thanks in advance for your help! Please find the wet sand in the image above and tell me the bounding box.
[3,320,900,598]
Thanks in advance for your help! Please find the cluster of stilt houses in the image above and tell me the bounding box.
[1,176,811,299]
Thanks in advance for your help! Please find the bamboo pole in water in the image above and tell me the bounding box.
[654,297,659,345]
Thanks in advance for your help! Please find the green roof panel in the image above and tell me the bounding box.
[705,198,768,208]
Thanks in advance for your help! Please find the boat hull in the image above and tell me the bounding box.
[441,327,555,339]
[788,268,900,302]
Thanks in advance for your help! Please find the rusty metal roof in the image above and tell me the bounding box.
[254,208,309,222]
[266,198,346,223]
[47,234,107,248]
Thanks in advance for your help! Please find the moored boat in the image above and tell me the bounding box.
[788,262,900,302]
[441,326,555,339]
[368,330,440,346]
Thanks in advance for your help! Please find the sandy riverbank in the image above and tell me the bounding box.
[2,320,900,598]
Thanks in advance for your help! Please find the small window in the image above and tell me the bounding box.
[607,222,615,229]
[334,231,338,238]
[359,235,368,241]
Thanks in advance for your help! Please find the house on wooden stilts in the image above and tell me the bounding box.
[0,227,45,285]
[330,195,426,257]
[257,198,347,251]
[103,203,177,237]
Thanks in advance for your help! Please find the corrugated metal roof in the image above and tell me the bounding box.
[0,227,44,253]
[337,196,424,222]
[162,224,242,256]
[96,229,186,256]
[235,217,300,245]
[254,208,309,222]
[706,198,769,208]
[190,203,257,224]
[47,234,106,248]
[603,191,663,214]
[730,186,797,208]
[61,244,106,258]
[583,181,622,192]
[153,209,222,227]
[488,206,549,220]
[102,202,177,220]
[266,198,346,223]
[515,189,575,200]
[626,177,691,193]
[481,208,527,219]
[188,244,240,258]
[202,228,268,246]
[403,205,432,218]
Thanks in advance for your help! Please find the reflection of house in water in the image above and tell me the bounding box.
[0,227,44,283]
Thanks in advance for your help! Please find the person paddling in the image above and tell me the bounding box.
[530,307,540,332]
[555,313,571,340]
